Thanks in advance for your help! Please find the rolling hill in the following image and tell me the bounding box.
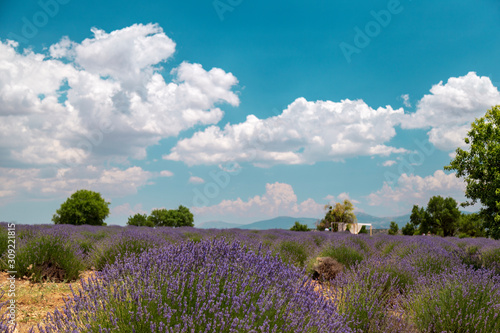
[197,213,412,230]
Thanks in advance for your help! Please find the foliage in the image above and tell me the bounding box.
[401,222,415,236]
[317,199,356,230]
[290,221,310,231]
[388,221,399,235]
[321,244,364,268]
[126,213,153,227]
[445,105,500,239]
[403,205,427,235]
[359,225,368,234]
[39,240,351,333]
[146,205,194,227]
[15,234,85,282]
[278,241,308,267]
[424,196,461,237]
[334,264,404,332]
[5,224,500,332]
[404,268,500,333]
[52,189,110,226]
[458,212,486,238]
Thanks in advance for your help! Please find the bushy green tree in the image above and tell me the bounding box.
[388,221,399,235]
[145,206,194,227]
[402,205,427,235]
[359,225,368,234]
[445,105,500,239]
[316,200,357,231]
[401,223,415,236]
[127,213,153,227]
[52,189,110,225]
[290,221,310,231]
[458,213,485,238]
[425,196,460,237]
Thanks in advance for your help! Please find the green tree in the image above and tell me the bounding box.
[290,221,310,231]
[127,213,153,227]
[403,205,427,235]
[458,213,485,238]
[359,225,368,234]
[146,206,194,227]
[176,205,194,227]
[445,105,500,239]
[316,200,357,230]
[52,189,110,225]
[388,221,399,235]
[401,222,415,236]
[425,196,461,237]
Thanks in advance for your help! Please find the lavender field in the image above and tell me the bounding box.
[1,224,500,332]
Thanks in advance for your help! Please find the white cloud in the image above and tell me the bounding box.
[193,182,331,219]
[189,176,205,184]
[401,72,500,150]
[367,170,466,213]
[0,165,155,205]
[160,170,174,177]
[164,97,407,166]
[401,94,411,107]
[324,193,359,205]
[0,23,239,169]
[112,203,147,217]
[382,160,397,167]
[337,192,360,204]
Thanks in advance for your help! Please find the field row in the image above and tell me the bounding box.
[1,224,500,332]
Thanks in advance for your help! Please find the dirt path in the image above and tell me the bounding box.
[0,271,95,333]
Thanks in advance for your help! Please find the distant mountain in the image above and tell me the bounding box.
[196,213,412,230]
[355,212,411,229]
[236,216,319,230]
[196,220,245,229]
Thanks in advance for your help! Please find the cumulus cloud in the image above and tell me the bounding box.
[0,165,155,205]
[189,176,205,184]
[367,170,467,213]
[193,182,329,220]
[112,203,147,217]
[160,170,174,177]
[165,98,407,166]
[401,72,500,150]
[0,23,239,169]
[382,160,397,167]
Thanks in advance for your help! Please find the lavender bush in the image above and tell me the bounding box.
[37,239,352,333]
[403,267,500,332]
[15,232,85,282]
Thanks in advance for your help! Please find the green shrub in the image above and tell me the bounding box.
[290,221,310,232]
[182,232,202,243]
[90,237,156,271]
[482,248,500,275]
[335,265,403,332]
[15,235,85,282]
[278,241,308,267]
[381,242,399,256]
[321,244,363,268]
[405,271,500,333]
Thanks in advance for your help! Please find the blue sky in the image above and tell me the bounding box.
[1,0,500,225]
